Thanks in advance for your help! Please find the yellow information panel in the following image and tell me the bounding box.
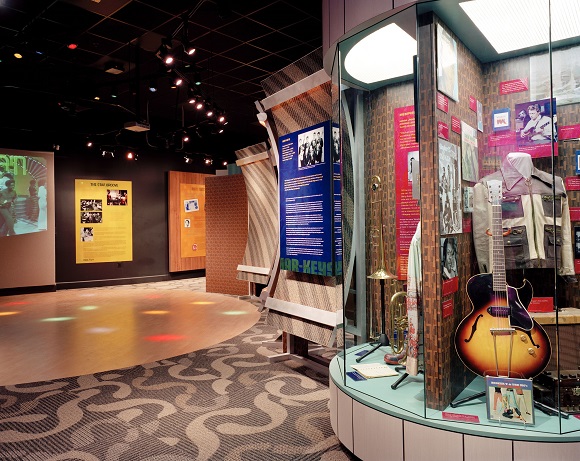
[75,179,133,264]
[180,183,206,258]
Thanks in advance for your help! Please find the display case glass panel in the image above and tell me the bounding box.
[336,0,580,435]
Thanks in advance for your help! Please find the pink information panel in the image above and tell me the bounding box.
[394,106,421,280]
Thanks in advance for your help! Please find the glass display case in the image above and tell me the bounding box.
[333,0,580,437]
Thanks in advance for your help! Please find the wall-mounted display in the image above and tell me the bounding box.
[438,139,462,235]
[461,122,478,182]
[515,98,557,157]
[180,184,205,258]
[531,46,580,106]
[492,108,510,132]
[75,179,133,264]
[437,23,458,101]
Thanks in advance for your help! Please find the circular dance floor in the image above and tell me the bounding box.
[0,282,260,386]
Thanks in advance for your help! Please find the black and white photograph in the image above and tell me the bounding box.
[437,24,459,101]
[332,126,340,163]
[461,122,478,182]
[531,46,580,106]
[80,199,102,211]
[441,236,458,280]
[298,126,325,168]
[80,227,93,242]
[80,212,102,224]
[438,139,462,235]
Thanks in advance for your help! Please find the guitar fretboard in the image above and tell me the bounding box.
[491,203,506,292]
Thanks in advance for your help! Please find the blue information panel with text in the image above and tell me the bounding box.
[278,121,341,276]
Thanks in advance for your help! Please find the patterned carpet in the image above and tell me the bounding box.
[0,284,356,460]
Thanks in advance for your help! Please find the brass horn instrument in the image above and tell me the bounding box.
[367,175,408,357]
[368,175,397,281]
[388,291,408,355]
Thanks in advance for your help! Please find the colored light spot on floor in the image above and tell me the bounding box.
[40,317,75,322]
[0,311,20,316]
[222,310,249,316]
[80,305,98,311]
[86,327,116,334]
[145,334,186,342]
[2,301,28,306]
[190,301,215,305]
[142,310,169,315]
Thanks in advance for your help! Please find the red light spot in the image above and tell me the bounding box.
[67,43,78,50]
[3,301,28,306]
[145,334,186,342]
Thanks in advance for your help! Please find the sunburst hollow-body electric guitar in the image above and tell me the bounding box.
[454,180,551,378]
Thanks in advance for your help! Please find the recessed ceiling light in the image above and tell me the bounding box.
[460,0,580,54]
[344,23,416,84]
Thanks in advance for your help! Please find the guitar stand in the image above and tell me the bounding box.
[391,366,424,390]
[450,391,485,408]
[356,278,389,363]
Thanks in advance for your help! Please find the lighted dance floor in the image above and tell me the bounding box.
[0,279,260,386]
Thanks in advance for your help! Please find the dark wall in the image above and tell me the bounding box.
[53,144,217,287]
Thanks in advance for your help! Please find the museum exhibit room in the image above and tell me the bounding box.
[1,1,580,460]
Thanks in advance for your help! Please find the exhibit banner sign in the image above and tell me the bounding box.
[278,121,339,276]
[75,179,133,264]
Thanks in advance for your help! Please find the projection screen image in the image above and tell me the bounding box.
[0,153,48,237]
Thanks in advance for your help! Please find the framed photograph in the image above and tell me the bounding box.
[477,100,483,132]
[438,139,462,235]
[463,187,473,213]
[437,24,459,101]
[492,108,510,131]
[486,376,535,425]
[530,46,580,106]
[576,150,580,175]
[515,98,557,147]
[441,236,458,280]
[461,122,478,182]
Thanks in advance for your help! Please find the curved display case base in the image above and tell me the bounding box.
[329,354,580,461]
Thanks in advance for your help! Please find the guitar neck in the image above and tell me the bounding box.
[491,203,506,292]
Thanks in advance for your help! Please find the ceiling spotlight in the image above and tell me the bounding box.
[193,72,201,85]
[206,108,214,118]
[67,43,78,50]
[172,72,183,87]
[183,41,196,56]
[14,52,23,59]
[157,38,174,66]
[195,101,204,110]
[204,157,213,165]
[257,112,267,127]
[217,111,226,124]
[149,80,158,92]
[111,86,118,98]
[222,160,228,166]
[184,156,192,164]
[183,133,189,142]
[87,140,93,147]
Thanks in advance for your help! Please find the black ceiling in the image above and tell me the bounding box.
[0,0,322,160]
